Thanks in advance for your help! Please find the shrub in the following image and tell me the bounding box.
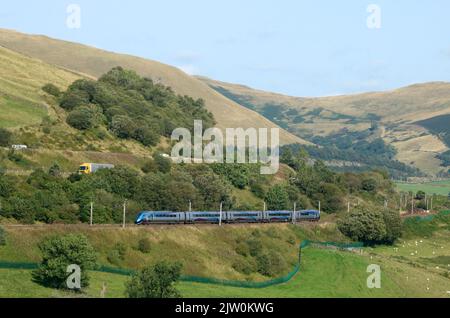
[265,184,289,210]
[338,206,387,245]
[138,238,152,254]
[0,226,6,246]
[42,83,61,97]
[32,234,97,289]
[232,258,255,275]
[125,261,182,298]
[246,238,263,257]
[256,251,287,277]
[66,106,96,130]
[0,128,12,147]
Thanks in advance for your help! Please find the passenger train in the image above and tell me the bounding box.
[135,210,320,225]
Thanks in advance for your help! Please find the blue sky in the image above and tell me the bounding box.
[1,0,450,96]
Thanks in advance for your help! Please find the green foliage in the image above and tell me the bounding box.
[153,153,172,173]
[337,205,402,245]
[0,225,6,246]
[66,105,102,130]
[265,184,289,210]
[59,67,215,147]
[42,83,61,97]
[256,251,287,277]
[125,261,182,298]
[138,238,152,254]
[0,128,12,147]
[32,234,97,289]
[362,178,378,192]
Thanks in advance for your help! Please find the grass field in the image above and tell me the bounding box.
[396,180,450,196]
[1,241,449,298]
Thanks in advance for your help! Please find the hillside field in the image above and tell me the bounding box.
[396,180,450,196]
[0,213,449,298]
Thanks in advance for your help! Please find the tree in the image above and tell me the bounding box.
[48,163,62,177]
[66,106,95,130]
[265,185,289,210]
[32,234,97,289]
[415,191,426,200]
[154,153,172,173]
[382,209,402,244]
[362,178,378,192]
[42,83,61,97]
[338,206,387,245]
[0,225,6,246]
[125,261,182,298]
[0,128,12,147]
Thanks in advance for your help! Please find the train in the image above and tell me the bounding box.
[135,210,320,225]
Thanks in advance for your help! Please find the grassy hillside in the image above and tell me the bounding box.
[0,223,346,281]
[199,77,450,176]
[0,46,82,128]
[0,28,307,146]
[396,180,450,196]
[0,221,449,298]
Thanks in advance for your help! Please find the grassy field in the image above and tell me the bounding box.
[0,213,449,298]
[395,180,450,196]
[1,239,449,298]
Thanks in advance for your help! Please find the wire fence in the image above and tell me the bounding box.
[403,210,450,223]
[0,240,363,289]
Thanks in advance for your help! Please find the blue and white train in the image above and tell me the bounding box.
[135,210,320,225]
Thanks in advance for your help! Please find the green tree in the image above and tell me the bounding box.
[338,206,387,245]
[362,178,378,192]
[0,128,12,147]
[42,83,61,97]
[125,261,182,298]
[154,153,172,173]
[66,106,96,130]
[0,225,6,246]
[32,234,97,289]
[265,185,289,210]
[382,209,402,244]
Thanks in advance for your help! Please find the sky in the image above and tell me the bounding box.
[1,0,450,97]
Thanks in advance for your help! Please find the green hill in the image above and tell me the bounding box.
[0,29,307,146]
[199,77,450,176]
[0,45,83,128]
[1,215,449,298]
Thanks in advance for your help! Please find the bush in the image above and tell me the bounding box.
[138,238,152,254]
[232,258,255,275]
[42,83,61,97]
[0,128,12,147]
[125,261,182,298]
[0,226,6,246]
[66,106,96,130]
[338,206,387,245]
[32,234,97,290]
[265,185,289,210]
[256,251,287,277]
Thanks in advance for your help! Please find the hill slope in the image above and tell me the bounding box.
[0,45,83,128]
[0,29,307,145]
[199,77,450,175]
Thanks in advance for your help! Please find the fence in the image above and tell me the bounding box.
[0,240,363,289]
[404,210,450,223]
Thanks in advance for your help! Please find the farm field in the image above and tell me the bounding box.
[395,180,450,196]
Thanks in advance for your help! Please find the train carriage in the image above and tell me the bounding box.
[186,212,221,224]
[135,211,184,224]
[226,211,263,223]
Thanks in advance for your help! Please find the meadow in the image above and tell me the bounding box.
[395,180,450,196]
